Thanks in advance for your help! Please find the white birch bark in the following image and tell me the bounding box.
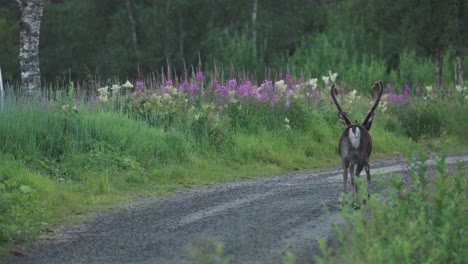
[16,0,44,97]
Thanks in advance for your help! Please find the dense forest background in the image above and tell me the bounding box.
[1,0,467,90]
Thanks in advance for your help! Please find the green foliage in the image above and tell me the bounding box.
[183,237,234,264]
[202,28,266,78]
[283,33,387,91]
[0,157,48,243]
[316,155,468,264]
[392,99,445,140]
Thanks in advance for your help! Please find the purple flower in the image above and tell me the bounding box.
[180,81,189,92]
[250,87,259,98]
[315,96,320,104]
[136,80,145,91]
[339,86,345,94]
[389,92,398,104]
[196,71,204,82]
[229,78,237,88]
[260,91,268,101]
[238,83,249,98]
[262,80,273,90]
[272,94,279,105]
[386,83,392,92]
[285,73,291,83]
[415,85,420,95]
[190,83,199,94]
[215,85,229,97]
[285,100,290,108]
[404,83,410,95]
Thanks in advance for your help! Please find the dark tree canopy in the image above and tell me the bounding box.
[0,0,466,87]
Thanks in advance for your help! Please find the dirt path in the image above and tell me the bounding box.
[3,154,467,264]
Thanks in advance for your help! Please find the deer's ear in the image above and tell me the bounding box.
[362,111,374,131]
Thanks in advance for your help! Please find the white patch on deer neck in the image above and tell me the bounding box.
[349,127,361,149]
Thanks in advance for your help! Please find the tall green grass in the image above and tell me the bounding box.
[316,155,467,263]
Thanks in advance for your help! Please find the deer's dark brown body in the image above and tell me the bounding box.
[331,81,383,200]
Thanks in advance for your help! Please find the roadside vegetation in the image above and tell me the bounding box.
[315,155,467,264]
[0,65,467,254]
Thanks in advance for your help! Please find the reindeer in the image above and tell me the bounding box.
[331,81,383,206]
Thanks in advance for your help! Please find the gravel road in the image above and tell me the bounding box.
[2,154,467,264]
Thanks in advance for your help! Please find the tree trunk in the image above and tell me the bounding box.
[165,0,172,68]
[178,13,184,61]
[252,0,258,47]
[454,0,464,86]
[16,0,44,97]
[125,0,138,62]
[434,47,443,89]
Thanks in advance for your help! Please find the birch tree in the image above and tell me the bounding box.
[16,0,44,97]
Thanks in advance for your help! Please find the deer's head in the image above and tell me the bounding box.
[331,81,383,131]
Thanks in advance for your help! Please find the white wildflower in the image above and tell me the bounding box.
[285,124,291,130]
[425,85,433,93]
[111,84,121,95]
[328,71,338,83]
[122,80,134,88]
[98,86,109,102]
[167,86,178,96]
[162,93,172,102]
[455,85,462,93]
[275,80,287,93]
[348,90,357,101]
[285,117,289,123]
[308,78,318,90]
[322,76,330,86]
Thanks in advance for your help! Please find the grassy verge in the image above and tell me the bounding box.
[0,73,466,254]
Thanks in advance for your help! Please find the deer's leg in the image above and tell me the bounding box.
[365,163,371,198]
[342,161,349,193]
[349,164,355,197]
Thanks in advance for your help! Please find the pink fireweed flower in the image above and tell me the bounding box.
[190,83,199,94]
[262,80,273,90]
[215,85,229,97]
[196,71,204,82]
[272,94,279,105]
[285,73,291,84]
[250,87,260,98]
[228,78,237,88]
[180,81,189,92]
[238,82,250,98]
[386,82,392,92]
[136,80,145,91]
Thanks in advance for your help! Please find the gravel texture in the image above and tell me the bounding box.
[2,154,467,264]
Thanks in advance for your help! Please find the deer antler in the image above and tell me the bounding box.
[361,81,383,130]
[331,84,352,126]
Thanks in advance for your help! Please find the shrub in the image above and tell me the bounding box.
[316,154,467,263]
